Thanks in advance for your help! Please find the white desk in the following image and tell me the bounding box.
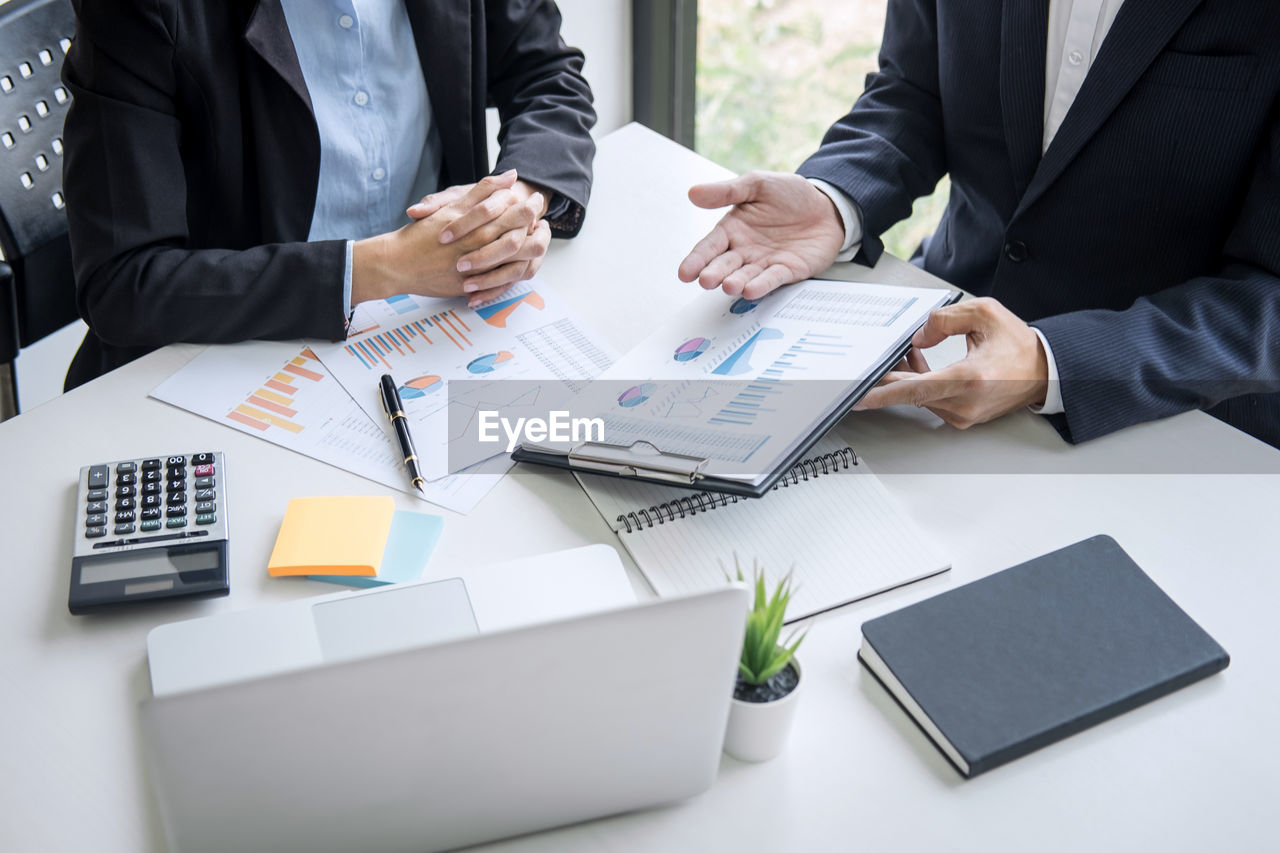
[3,124,1278,852]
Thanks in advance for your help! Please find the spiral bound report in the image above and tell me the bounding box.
[615,447,859,533]
[577,438,949,621]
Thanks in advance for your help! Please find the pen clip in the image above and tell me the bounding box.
[379,374,403,421]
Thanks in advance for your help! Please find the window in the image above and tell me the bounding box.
[694,0,947,260]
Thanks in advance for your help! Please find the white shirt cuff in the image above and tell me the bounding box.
[1029,327,1064,415]
[807,178,863,262]
[341,239,355,323]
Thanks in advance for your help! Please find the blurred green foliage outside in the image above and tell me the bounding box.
[695,0,949,261]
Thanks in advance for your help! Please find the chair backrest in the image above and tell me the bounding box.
[0,0,76,364]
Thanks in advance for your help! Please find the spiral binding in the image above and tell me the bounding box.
[776,446,858,485]
[615,447,859,533]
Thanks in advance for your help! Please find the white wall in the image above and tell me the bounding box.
[487,0,633,160]
[558,0,632,136]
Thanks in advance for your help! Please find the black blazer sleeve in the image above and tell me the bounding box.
[485,0,596,237]
[62,0,348,353]
[794,0,947,266]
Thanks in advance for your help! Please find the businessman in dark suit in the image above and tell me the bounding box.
[61,0,595,389]
[680,0,1280,447]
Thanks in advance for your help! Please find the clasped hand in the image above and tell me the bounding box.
[352,170,549,307]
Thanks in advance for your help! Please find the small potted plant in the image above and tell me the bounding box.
[722,559,806,762]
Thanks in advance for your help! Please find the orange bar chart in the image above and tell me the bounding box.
[225,349,321,433]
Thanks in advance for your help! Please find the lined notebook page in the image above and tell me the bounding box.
[577,443,950,620]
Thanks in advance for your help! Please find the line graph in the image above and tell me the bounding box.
[445,385,544,443]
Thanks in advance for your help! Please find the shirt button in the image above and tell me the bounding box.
[372,167,386,181]
[338,14,354,29]
[1004,240,1028,263]
[353,91,369,107]
[1068,49,1084,66]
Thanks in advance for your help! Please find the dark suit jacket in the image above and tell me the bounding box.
[61,0,596,389]
[799,0,1280,447]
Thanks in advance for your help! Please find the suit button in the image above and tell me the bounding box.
[1004,240,1028,262]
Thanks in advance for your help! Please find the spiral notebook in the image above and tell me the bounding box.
[576,437,950,621]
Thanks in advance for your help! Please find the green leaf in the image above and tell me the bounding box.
[755,652,794,684]
[733,559,806,686]
[783,631,806,661]
[756,630,807,684]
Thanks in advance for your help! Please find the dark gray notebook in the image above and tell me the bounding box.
[858,535,1229,778]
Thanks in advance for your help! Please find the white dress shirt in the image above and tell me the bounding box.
[812,0,1127,416]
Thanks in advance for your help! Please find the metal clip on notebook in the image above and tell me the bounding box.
[566,440,709,485]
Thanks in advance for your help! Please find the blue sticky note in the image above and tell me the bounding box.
[311,510,443,588]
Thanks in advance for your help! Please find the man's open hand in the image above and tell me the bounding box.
[677,172,844,299]
[854,298,1050,428]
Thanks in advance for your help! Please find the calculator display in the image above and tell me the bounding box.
[78,546,222,585]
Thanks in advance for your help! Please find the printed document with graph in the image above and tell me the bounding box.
[150,278,612,512]
[311,279,617,480]
[149,342,509,514]
[513,279,960,496]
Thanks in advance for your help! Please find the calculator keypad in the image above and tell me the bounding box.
[80,453,221,544]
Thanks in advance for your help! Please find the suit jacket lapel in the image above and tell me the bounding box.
[242,0,312,111]
[1000,0,1050,200]
[240,0,320,242]
[1016,0,1205,214]
[405,0,477,186]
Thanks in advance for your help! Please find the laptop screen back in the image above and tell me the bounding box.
[312,579,477,664]
[141,587,748,853]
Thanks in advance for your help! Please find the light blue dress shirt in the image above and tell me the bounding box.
[279,0,442,316]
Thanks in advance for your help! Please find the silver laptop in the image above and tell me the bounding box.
[141,576,748,853]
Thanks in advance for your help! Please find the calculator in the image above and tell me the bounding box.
[70,452,230,614]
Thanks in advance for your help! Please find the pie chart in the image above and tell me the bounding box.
[617,383,657,408]
[467,351,515,374]
[399,375,443,399]
[673,337,710,362]
[730,297,760,315]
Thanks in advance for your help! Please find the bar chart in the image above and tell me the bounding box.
[343,309,475,371]
[225,349,325,434]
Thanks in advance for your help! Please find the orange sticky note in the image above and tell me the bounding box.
[267,496,396,577]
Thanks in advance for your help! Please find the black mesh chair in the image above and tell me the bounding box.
[0,0,76,420]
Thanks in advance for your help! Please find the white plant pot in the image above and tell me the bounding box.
[722,659,803,762]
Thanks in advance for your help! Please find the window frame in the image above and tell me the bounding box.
[632,0,698,147]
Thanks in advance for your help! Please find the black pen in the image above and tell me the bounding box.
[379,373,425,494]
